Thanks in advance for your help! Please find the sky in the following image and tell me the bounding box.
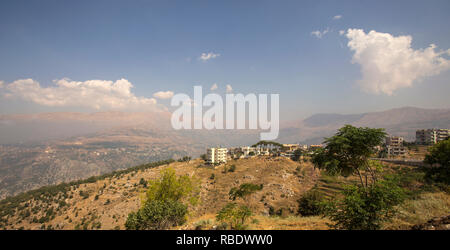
[0,0,450,120]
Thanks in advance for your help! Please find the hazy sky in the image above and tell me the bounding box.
[1,0,450,120]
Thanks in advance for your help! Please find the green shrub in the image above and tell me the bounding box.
[229,183,263,201]
[324,179,405,230]
[125,168,199,230]
[125,200,187,230]
[139,178,147,187]
[297,189,325,216]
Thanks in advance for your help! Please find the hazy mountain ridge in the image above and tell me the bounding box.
[278,107,450,144]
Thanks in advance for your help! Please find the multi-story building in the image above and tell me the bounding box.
[240,146,262,157]
[385,135,406,156]
[386,145,407,156]
[416,129,450,145]
[385,136,404,147]
[206,147,228,164]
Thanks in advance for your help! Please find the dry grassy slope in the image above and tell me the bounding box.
[4,157,320,230]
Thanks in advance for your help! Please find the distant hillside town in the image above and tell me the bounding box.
[205,128,450,165]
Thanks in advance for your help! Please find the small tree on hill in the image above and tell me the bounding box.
[229,183,263,201]
[125,168,199,230]
[216,203,252,230]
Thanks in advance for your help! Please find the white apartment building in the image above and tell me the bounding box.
[416,129,450,145]
[240,146,267,157]
[206,147,228,164]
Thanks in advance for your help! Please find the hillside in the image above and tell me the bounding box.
[0,157,321,230]
[1,156,449,230]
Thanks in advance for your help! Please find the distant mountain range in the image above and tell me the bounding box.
[278,107,450,144]
[0,106,449,198]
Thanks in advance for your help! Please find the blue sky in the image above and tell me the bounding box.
[1,0,450,120]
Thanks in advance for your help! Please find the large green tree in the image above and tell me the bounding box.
[311,125,386,188]
[311,125,405,230]
[424,138,450,184]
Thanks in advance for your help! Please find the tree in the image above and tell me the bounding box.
[145,168,199,205]
[216,203,252,230]
[291,149,304,161]
[311,125,405,230]
[125,168,199,230]
[178,156,191,162]
[311,125,386,188]
[229,183,263,201]
[324,179,404,230]
[424,138,450,184]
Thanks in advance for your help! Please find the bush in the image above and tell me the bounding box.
[229,183,263,201]
[125,168,199,230]
[125,200,187,230]
[216,203,252,230]
[228,165,236,172]
[146,168,199,204]
[324,179,405,230]
[139,178,147,187]
[178,156,192,162]
[297,189,325,216]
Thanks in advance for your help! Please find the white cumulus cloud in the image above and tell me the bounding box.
[153,90,174,99]
[345,29,450,95]
[226,84,233,93]
[2,78,161,111]
[333,15,342,20]
[210,83,218,91]
[199,52,220,62]
[311,28,330,39]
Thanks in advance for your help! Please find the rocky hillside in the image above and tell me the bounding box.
[0,157,320,230]
[1,156,449,230]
